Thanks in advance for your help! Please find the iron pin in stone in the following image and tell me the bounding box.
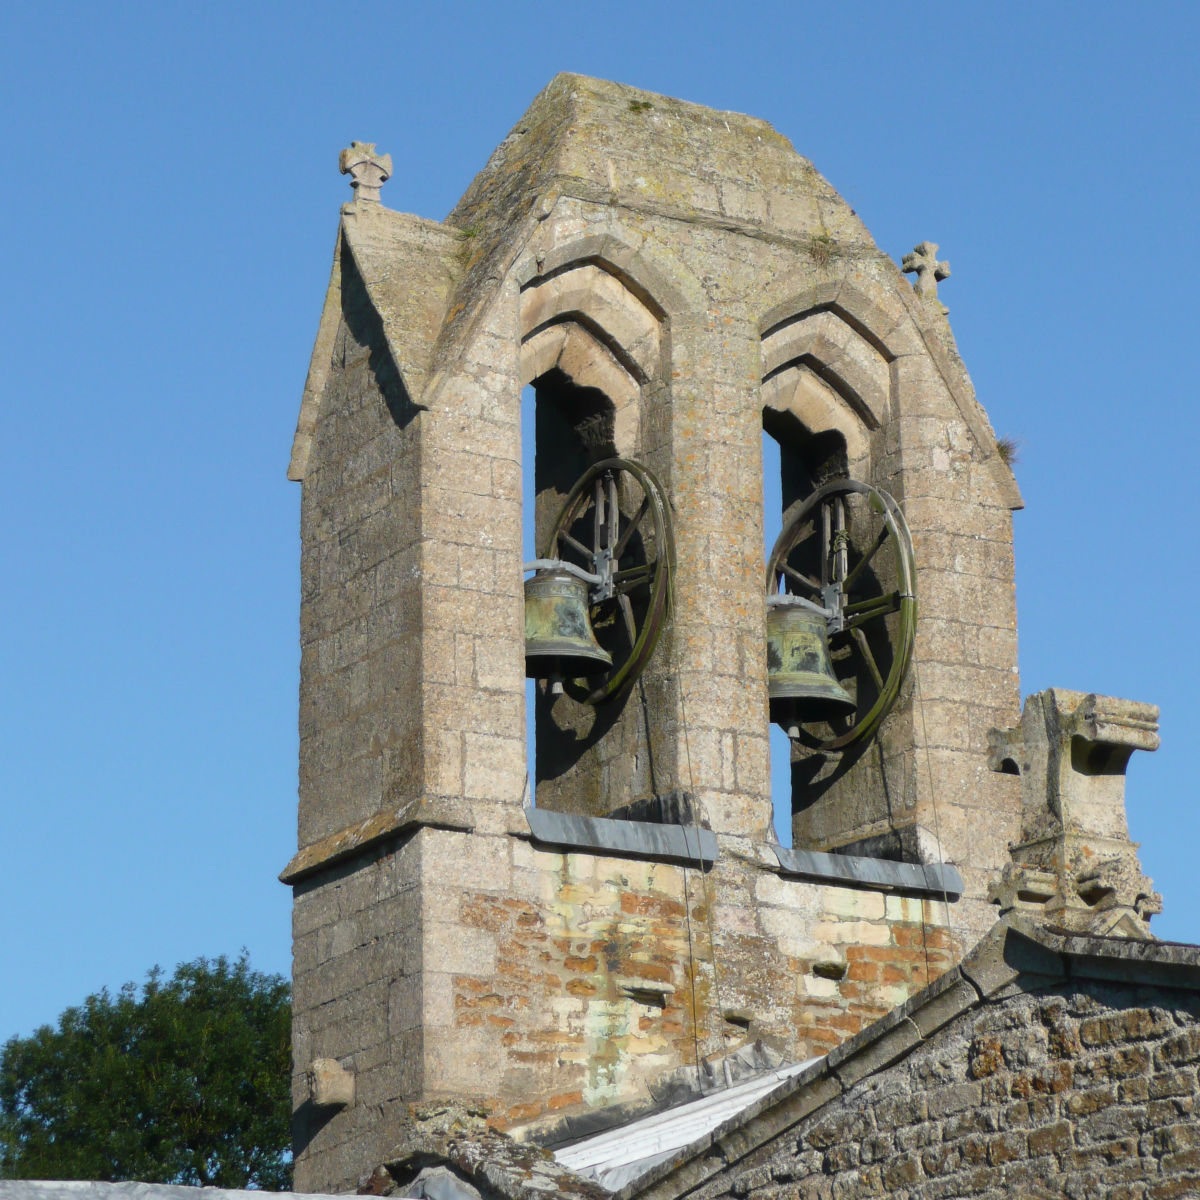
[339,141,393,204]
[902,241,951,313]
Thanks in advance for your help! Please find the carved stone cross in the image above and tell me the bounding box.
[339,141,393,205]
[902,241,951,311]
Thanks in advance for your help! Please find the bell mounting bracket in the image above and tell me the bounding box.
[534,457,675,705]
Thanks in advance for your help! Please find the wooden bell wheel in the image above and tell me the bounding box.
[765,479,917,752]
[544,457,675,704]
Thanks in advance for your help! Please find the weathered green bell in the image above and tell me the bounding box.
[524,567,612,680]
[766,599,855,734]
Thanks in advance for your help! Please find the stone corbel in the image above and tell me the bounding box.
[309,1058,355,1109]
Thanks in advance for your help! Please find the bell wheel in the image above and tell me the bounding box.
[544,458,674,705]
[766,479,916,752]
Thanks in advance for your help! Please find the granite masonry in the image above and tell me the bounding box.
[283,77,1186,1199]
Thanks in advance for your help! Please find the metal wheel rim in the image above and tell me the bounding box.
[765,479,916,751]
[545,457,675,705]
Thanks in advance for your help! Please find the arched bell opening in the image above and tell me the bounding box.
[516,253,676,820]
[759,310,921,855]
[762,407,849,522]
[521,371,670,817]
[530,367,620,549]
[762,420,918,853]
[763,411,887,847]
[522,372,615,806]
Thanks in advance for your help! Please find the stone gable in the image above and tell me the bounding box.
[282,77,1154,1196]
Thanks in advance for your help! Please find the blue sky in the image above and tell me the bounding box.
[2,2,1198,1042]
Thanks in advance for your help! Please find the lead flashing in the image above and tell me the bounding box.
[524,808,718,867]
[771,844,964,899]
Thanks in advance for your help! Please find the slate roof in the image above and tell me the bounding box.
[552,1059,819,1192]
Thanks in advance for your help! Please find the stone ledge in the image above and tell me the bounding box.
[1008,915,1200,988]
[770,845,964,899]
[524,808,719,867]
[280,796,478,884]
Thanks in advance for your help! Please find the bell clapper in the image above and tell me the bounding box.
[549,676,565,695]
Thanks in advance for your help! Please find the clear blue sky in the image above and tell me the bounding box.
[3,2,1198,1042]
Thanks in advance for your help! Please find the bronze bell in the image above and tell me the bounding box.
[766,599,855,735]
[524,567,612,681]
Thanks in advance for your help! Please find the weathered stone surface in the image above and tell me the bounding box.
[287,75,1049,1194]
[309,1057,355,1109]
[339,141,393,206]
[901,241,951,312]
[678,924,1200,1200]
[988,689,1163,937]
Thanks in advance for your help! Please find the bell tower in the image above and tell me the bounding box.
[284,77,1024,1193]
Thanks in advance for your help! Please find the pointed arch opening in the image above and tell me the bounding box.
[518,259,671,817]
[762,410,852,846]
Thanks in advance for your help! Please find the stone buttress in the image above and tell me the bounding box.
[282,77,1027,1193]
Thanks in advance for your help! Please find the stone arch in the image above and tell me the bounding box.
[514,226,707,327]
[517,227,701,464]
[759,279,921,360]
[519,259,663,469]
[521,323,639,458]
[514,226,707,466]
[760,301,895,473]
[520,261,662,388]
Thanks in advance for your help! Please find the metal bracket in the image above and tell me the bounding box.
[523,558,604,586]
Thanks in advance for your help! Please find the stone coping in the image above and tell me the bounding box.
[279,796,475,884]
[282,799,971,893]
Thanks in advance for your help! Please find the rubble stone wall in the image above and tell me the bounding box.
[427,830,960,1131]
[708,985,1200,1200]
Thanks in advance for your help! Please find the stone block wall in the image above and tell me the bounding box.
[296,239,425,847]
[287,75,1033,1192]
[415,279,528,825]
[291,71,1026,904]
[706,985,1200,1200]
[291,822,964,1192]
[291,837,424,1193]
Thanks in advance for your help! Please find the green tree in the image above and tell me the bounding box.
[0,955,292,1189]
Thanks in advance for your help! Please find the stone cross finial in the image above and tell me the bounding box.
[902,241,951,312]
[339,141,393,205]
[987,688,1162,938]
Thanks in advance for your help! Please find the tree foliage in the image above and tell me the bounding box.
[0,955,292,1188]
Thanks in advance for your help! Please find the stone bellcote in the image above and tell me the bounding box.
[284,76,1028,1193]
